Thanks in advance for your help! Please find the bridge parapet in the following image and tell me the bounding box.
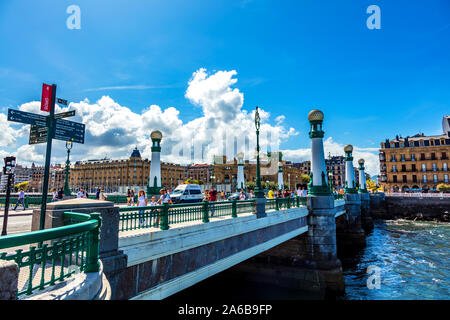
[116,206,308,300]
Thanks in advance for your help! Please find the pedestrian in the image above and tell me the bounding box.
[77,189,83,198]
[127,189,131,206]
[51,188,58,202]
[239,189,246,200]
[247,189,254,199]
[268,188,274,199]
[137,189,148,226]
[57,188,64,200]
[130,189,135,206]
[96,188,101,200]
[99,189,107,200]
[14,188,26,210]
[209,186,217,217]
[84,190,89,198]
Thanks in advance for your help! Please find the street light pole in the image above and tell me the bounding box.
[254,106,264,199]
[64,141,73,196]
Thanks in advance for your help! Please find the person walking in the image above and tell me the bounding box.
[96,188,101,200]
[14,188,26,210]
[57,188,64,200]
[268,188,274,199]
[130,189,135,206]
[51,188,58,202]
[209,186,217,217]
[247,189,254,199]
[137,189,148,226]
[239,189,246,200]
[99,189,107,200]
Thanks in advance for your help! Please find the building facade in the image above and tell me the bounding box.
[379,116,450,192]
[69,148,186,193]
[29,163,65,192]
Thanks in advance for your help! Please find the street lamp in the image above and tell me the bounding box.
[64,141,73,196]
[254,106,264,198]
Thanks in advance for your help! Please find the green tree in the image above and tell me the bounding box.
[437,183,450,193]
[300,174,310,184]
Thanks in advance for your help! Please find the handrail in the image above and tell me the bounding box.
[0,220,98,250]
[0,212,102,298]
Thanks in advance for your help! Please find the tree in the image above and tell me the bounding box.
[437,183,450,193]
[245,181,256,190]
[300,174,310,184]
[14,181,29,192]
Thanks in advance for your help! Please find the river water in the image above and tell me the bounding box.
[168,220,450,300]
[340,219,450,300]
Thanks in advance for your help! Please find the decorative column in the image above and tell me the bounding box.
[304,109,344,296]
[358,159,374,232]
[339,144,366,253]
[236,152,245,191]
[277,152,284,190]
[148,130,162,195]
[308,111,331,196]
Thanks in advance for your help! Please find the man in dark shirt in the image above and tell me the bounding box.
[57,188,64,200]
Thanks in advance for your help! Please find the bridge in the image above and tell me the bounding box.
[0,109,377,300]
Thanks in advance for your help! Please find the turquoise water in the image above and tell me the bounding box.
[341,220,450,300]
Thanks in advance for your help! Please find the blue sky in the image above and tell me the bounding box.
[0,0,449,174]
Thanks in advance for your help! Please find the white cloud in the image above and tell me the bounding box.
[281,137,379,176]
[0,68,378,176]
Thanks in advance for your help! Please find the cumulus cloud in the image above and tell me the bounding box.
[281,137,380,176]
[0,68,379,176]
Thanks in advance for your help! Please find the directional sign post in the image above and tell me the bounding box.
[7,84,85,231]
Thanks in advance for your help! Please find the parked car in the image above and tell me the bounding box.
[170,184,203,203]
[227,192,241,201]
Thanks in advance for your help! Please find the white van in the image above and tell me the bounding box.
[170,184,203,203]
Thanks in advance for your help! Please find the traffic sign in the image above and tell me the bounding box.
[56,98,68,106]
[29,125,47,145]
[54,118,85,144]
[7,109,47,127]
[54,110,75,119]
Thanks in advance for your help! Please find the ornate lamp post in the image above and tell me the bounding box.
[64,141,73,196]
[254,106,264,198]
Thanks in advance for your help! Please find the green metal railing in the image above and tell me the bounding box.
[119,199,257,232]
[0,211,101,299]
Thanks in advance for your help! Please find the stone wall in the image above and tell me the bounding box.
[369,193,450,221]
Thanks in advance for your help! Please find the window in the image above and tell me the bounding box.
[401,154,405,161]
[422,164,426,172]
[424,140,430,146]
[411,154,415,161]
[435,139,440,146]
[412,164,416,171]
[412,175,417,183]
[402,175,407,183]
[420,141,424,146]
[391,155,396,162]
[420,153,426,160]
[442,152,448,160]
[392,165,397,172]
[432,163,437,171]
[401,165,406,172]
[431,153,436,160]
[423,175,427,183]
[393,175,397,183]
[444,163,448,172]
[445,175,449,183]
[433,174,438,183]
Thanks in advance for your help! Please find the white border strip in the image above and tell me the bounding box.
[131,226,308,300]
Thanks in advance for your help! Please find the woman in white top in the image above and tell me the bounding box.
[137,190,148,226]
[51,188,58,202]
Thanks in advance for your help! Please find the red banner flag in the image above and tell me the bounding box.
[41,83,53,112]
